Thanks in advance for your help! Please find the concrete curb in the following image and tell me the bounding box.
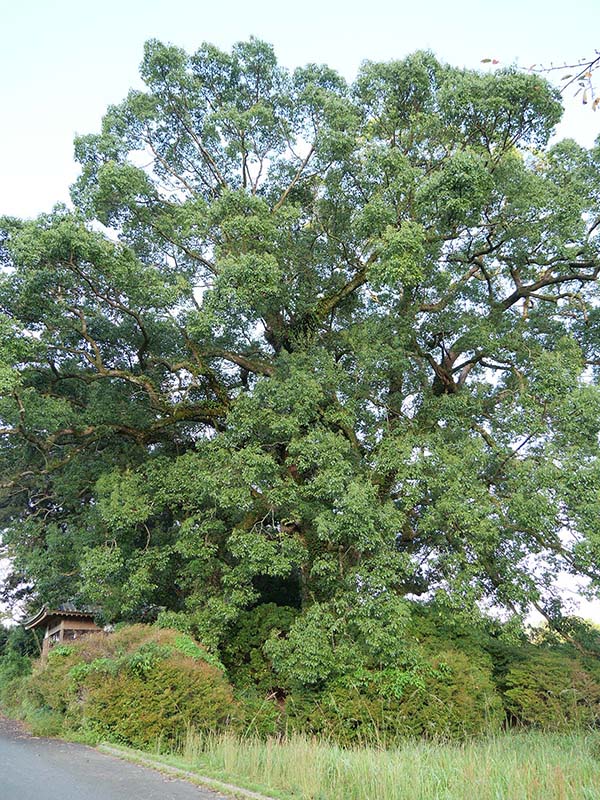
[98,743,277,800]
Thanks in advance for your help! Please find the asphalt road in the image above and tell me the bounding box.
[0,716,224,800]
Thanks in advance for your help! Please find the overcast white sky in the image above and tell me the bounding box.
[1,0,598,218]
[1,0,600,622]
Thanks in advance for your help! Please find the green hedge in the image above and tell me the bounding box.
[285,649,504,744]
[504,652,600,730]
[4,617,600,748]
[84,653,236,747]
[3,625,238,745]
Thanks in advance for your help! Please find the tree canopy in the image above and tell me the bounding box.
[2,39,600,674]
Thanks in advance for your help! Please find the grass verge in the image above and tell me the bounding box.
[99,730,600,800]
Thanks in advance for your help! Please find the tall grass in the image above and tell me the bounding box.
[157,730,600,800]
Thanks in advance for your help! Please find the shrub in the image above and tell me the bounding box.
[285,685,394,745]
[1,624,239,747]
[0,651,31,691]
[26,708,66,737]
[172,633,226,671]
[83,652,237,747]
[285,649,503,744]
[394,650,504,739]
[0,627,37,711]
[26,646,80,715]
[236,688,283,738]
[503,652,600,730]
[0,674,30,718]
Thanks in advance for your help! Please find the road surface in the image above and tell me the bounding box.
[0,716,224,800]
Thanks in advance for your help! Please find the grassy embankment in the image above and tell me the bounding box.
[104,729,600,800]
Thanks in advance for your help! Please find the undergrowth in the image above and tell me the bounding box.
[112,729,600,800]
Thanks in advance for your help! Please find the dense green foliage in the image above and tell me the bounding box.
[83,653,235,746]
[284,649,504,742]
[2,620,600,745]
[504,652,600,730]
[0,625,237,743]
[0,624,37,707]
[1,39,600,691]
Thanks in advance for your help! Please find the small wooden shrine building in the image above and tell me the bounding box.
[24,604,101,660]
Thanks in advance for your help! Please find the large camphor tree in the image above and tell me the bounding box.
[2,40,600,674]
